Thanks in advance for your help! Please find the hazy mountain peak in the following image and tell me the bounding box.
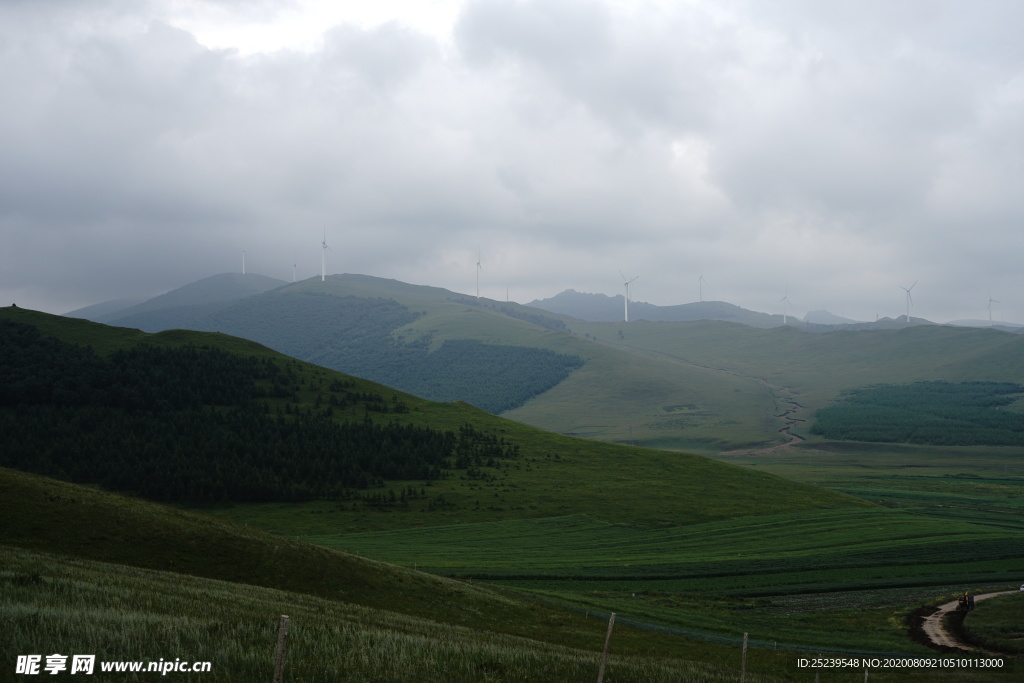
[803,309,861,325]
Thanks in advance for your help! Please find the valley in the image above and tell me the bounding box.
[4,284,1024,680]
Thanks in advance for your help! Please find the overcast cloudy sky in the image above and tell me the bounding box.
[3,0,1023,323]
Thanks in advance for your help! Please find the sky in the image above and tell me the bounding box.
[3,0,1023,324]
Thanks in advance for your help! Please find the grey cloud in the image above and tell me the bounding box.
[2,0,1024,324]
[455,0,718,134]
[322,21,438,91]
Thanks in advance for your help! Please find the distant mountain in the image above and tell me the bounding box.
[947,319,1024,332]
[803,309,861,325]
[92,274,584,415]
[528,289,786,327]
[91,273,287,328]
[63,297,148,321]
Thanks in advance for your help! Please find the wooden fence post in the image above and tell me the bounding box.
[740,632,748,682]
[273,615,290,683]
[596,612,616,683]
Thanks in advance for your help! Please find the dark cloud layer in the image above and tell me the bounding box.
[2,0,1023,324]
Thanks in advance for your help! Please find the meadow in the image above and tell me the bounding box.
[1,545,725,683]
[712,441,1024,530]
[306,509,1024,654]
[958,592,1024,654]
[5,306,1023,679]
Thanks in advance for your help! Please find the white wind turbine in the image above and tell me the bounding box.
[899,281,917,323]
[698,273,709,302]
[476,252,482,300]
[988,290,999,327]
[780,288,793,325]
[619,271,639,322]
[321,226,331,282]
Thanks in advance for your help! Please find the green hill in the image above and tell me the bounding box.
[78,274,780,442]
[528,289,787,326]
[0,305,865,529]
[0,467,755,682]
[524,318,1024,450]
[77,272,1024,453]
[81,272,287,325]
[6,306,1024,673]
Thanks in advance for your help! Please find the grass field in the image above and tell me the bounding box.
[960,592,1024,654]
[3,470,1019,682]
[303,508,1024,654]
[712,442,1024,530]
[5,306,1023,678]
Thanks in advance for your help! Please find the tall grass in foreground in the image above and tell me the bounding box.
[3,547,1016,682]
[0,546,759,683]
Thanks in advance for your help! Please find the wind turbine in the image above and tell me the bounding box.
[780,288,792,325]
[988,290,999,327]
[698,274,709,302]
[899,281,917,323]
[321,226,331,282]
[476,252,482,299]
[242,249,246,276]
[292,254,297,283]
[619,271,638,322]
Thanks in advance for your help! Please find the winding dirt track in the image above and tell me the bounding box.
[921,591,1016,650]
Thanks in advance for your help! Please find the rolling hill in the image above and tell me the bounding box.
[0,305,863,527]
[69,272,288,327]
[60,274,783,446]
[5,306,1024,673]
[57,272,1024,453]
[549,319,1024,446]
[528,289,788,327]
[1,467,758,682]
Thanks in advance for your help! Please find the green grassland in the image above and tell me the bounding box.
[960,592,1024,654]
[306,509,1024,654]
[2,470,1016,682]
[246,277,787,449]
[713,442,1024,530]
[546,318,1024,450]
[83,274,1024,452]
[0,306,865,532]
[2,546,719,683]
[5,305,1024,677]
[93,275,800,449]
[0,468,782,682]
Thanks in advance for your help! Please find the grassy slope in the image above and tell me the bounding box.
[573,319,1024,411]
[1,305,866,535]
[286,279,1024,452]
[96,275,789,449]
[315,509,1024,654]
[522,320,1024,453]
[81,274,1024,452]
[0,468,775,683]
[5,307,1022,671]
[2,470,1016,681]
[319,509,1024,578]
[282,277,781,448]
[960,592,1024,654]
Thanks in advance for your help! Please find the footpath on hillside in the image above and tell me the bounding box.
[921,591,1016,651]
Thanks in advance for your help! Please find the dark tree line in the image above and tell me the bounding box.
[810,380,1024,445]
[0,320,519,504]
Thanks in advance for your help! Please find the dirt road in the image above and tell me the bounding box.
[921,591,1016,650]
